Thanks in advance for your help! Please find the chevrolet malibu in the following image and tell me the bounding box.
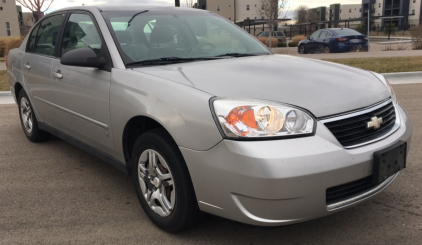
[6,6,412,232]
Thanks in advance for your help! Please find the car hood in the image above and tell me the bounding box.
[132,55,390,118]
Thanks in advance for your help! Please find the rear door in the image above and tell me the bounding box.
[50,11,115,153]
[22,13,66,124]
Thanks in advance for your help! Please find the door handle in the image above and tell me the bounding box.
[53,70,63,79]
[24,64,31,70]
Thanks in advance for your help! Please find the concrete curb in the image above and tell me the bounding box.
[0,91,14,105]
[378,40,412,45]
[383,71,422,84]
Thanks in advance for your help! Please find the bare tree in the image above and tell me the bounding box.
[16,0,54,21]
[257,0,289,48]
[306,8,319,23]
[294,5,308,24]
[183,0,195,8]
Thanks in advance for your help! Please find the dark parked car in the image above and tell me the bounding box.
[257,31,287,43]
[298,28,368,54]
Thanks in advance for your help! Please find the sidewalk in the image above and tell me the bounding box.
[0,62,5,71]
[286,50,422,60]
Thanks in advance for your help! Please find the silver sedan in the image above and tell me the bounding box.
[6,6,412,232]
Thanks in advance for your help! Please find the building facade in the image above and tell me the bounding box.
[202,0,261,23]
[340,4,362,28]
[0,0,21,37]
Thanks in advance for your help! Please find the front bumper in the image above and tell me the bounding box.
[180,104,412,226]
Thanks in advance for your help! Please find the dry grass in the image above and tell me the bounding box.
[0,57,6,62]
[0,36,23,57]
[324,56,422,73]
[292,35,307,46]
[410,26,422,50]
[0,71,9,91]
[258,37,278,48]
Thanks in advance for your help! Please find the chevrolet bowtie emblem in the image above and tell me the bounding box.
[367,116,383,129]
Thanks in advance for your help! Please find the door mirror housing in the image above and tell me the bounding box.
[307,36,311,40]
[61,47,105,69]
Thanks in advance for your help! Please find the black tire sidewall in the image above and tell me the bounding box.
[18,90,36,139]
[17,90,50,142]
[131,129,199,232]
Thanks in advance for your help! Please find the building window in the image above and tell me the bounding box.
[6,22,11,36]
[2,0,6,3]
[379,3,381,8]
[378,13,380,16]
[247,5,250,11]
[413,0,415,3]
[229,17,231,20]
[340,9,342,13]
[349,9,351,13]
[412,9,415,15]
[217,5,220,11]
[359,8,361,12]
[229,5,231,7]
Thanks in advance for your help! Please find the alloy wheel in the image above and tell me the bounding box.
[20,97,33,134]
[138,149,176,217]
[299,46,305,54]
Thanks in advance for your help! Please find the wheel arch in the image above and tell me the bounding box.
[122,115,175,175]
[14,82,24,102]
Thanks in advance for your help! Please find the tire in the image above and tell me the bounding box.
[299,45,306,54]
[131,128,202,232]
[18,89,50,142]
[322,46,331,54]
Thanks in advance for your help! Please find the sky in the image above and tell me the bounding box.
[22,0,363,14]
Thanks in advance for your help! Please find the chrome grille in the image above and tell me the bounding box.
[323,101,396,147]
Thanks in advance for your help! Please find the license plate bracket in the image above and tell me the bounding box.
[350,39,361,43]
[373,141,407,185]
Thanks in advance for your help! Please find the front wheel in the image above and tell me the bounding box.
[132,129,202,232]
[298,45,306,54]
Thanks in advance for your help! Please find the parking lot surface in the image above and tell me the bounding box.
[1,84,421,244]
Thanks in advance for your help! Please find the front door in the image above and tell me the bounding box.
[50,12,115,153]
[307,30,322,52]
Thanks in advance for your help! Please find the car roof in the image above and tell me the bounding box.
[49,5,204,14]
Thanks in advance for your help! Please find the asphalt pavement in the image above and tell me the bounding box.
[1,84,422,244]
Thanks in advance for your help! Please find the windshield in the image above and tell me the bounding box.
[333,29,363,36]
[101,10,271,66]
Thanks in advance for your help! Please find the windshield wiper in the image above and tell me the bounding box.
[214,52,270,58]
[126,57,223,67]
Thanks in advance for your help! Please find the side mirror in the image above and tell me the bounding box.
[61,47,105,69]
[307,36,311,40]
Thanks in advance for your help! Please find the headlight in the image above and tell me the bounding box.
[211,98,315,139]
[370,72,397,104]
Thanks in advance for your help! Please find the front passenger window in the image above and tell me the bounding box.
[310,31,320,39]
[61,13,102,57]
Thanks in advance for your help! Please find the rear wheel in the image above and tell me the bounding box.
[322,46,331,53]
[131,129,202,232]
[18,90,50,142]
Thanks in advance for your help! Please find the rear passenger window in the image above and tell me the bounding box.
[61,13,102,57]
[28,14,65,56]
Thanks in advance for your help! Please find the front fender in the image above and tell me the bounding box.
[110,68,223,163]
